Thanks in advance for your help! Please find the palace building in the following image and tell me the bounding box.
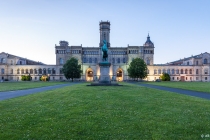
[0,21,210,82]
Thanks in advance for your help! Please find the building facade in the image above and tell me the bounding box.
[0,21,210,82]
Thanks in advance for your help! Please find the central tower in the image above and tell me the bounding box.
[99,21,110,48]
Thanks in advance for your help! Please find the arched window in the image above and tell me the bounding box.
[147,69,150,74]
[118,58,120,63]
[181,69,183,74]
[204,69,208,74]
[34,69,37,74]
[187,62,189,65]
[189,69,192,74]
[196,61,198,65]
[204,58,208,64]
[48,68,51,74]
[10,69,13,74]
[185,69,188,74]
[196,69,199,74]
[147,59,150,65]
[30,69,33,74]
[52,68,56,74]
[163,69,166,74]
[21,69,24,74]
[167,69,170,74]
[1,69,4,74]
[172,69,175,74]
[39,68,42,74]
[26,69,29,74]
[158,69,161,74]
[123,58,126,63]
[176,69,179,74]
[20,61,22,65]
[59,58,64,65]
[89,58,92,63]
[112,58,115,63]
[43,68,46,74]
[17,69,20,74]
[154,69,157,74]
[60,68,63,74]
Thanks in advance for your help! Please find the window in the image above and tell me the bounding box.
[196,69,199,74]
[60,77,63,80]
[181,69,183,74]
[177,77,179,80]
[11,60,13,65]
[147,59,150,65]
[10,69,13,74]
[123,58,126,63]
[34,69,37,74]
[30,69,33,74]
[20,61,22,65]
[176,69,179,74]
[186,77,187,80]
[48,68,51,74]
[26,69,29,74]
[204,69,208,74]
[172,69,175,74]
[17,69,20,74]
[189,69,192,74]
[112,58,115,63]
[196,77,199,80]
[185,69,188,74]
[147,69,150,74]
[59,58,64,65]
[83,57,87,63]
[163,69,166,73]
[172,77,174,80]
[39,68,42,74]
[167,69,170,74]
[204,58,208,64]
[21,69,24,74]
[154,69,157,74]
[187,62,189,65]
[1,69,4,74]
[95,58,97,63]
[43,68,46,74]
[89,58,92,63]
[53,77,55,80]
[158,69,161,74]
[117,58,120,63]
[196,61,198,65]
[60,68,63,74]
[52,68,56,74]
[190,77,192,81]
[1,58,6,64]
[205,77,208,80]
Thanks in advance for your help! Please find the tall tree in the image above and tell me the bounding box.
[62,57,82,82]
[127,58,148,80]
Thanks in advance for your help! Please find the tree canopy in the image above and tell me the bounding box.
[62,57,82,81]
[160,73,170,81]
[127,58,148,80]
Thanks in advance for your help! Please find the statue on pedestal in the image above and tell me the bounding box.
[102,40,108,61]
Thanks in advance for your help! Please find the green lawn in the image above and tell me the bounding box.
[0,83,210,139]
[145,81,210,93]
[0,81,66,92]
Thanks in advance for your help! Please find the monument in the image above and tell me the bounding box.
[89,40,120,86]
[98,40,111,83]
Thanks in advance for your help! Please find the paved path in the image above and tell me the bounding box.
[128,82,210,100]
[0,83,80,101]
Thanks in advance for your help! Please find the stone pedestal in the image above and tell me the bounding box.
[99,62,111,83]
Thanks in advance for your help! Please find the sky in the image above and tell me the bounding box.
[0,0,209,65]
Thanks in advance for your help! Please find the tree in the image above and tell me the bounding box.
[127,58,148,80]
[160,73,170,81]
[21,74,31,81]
[62,57,82,82]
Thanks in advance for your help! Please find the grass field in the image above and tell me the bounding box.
[0,83,210,139]
[0,81,66,92]
[145,81,210,93]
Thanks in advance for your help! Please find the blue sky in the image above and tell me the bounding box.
[0,0,209,64]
